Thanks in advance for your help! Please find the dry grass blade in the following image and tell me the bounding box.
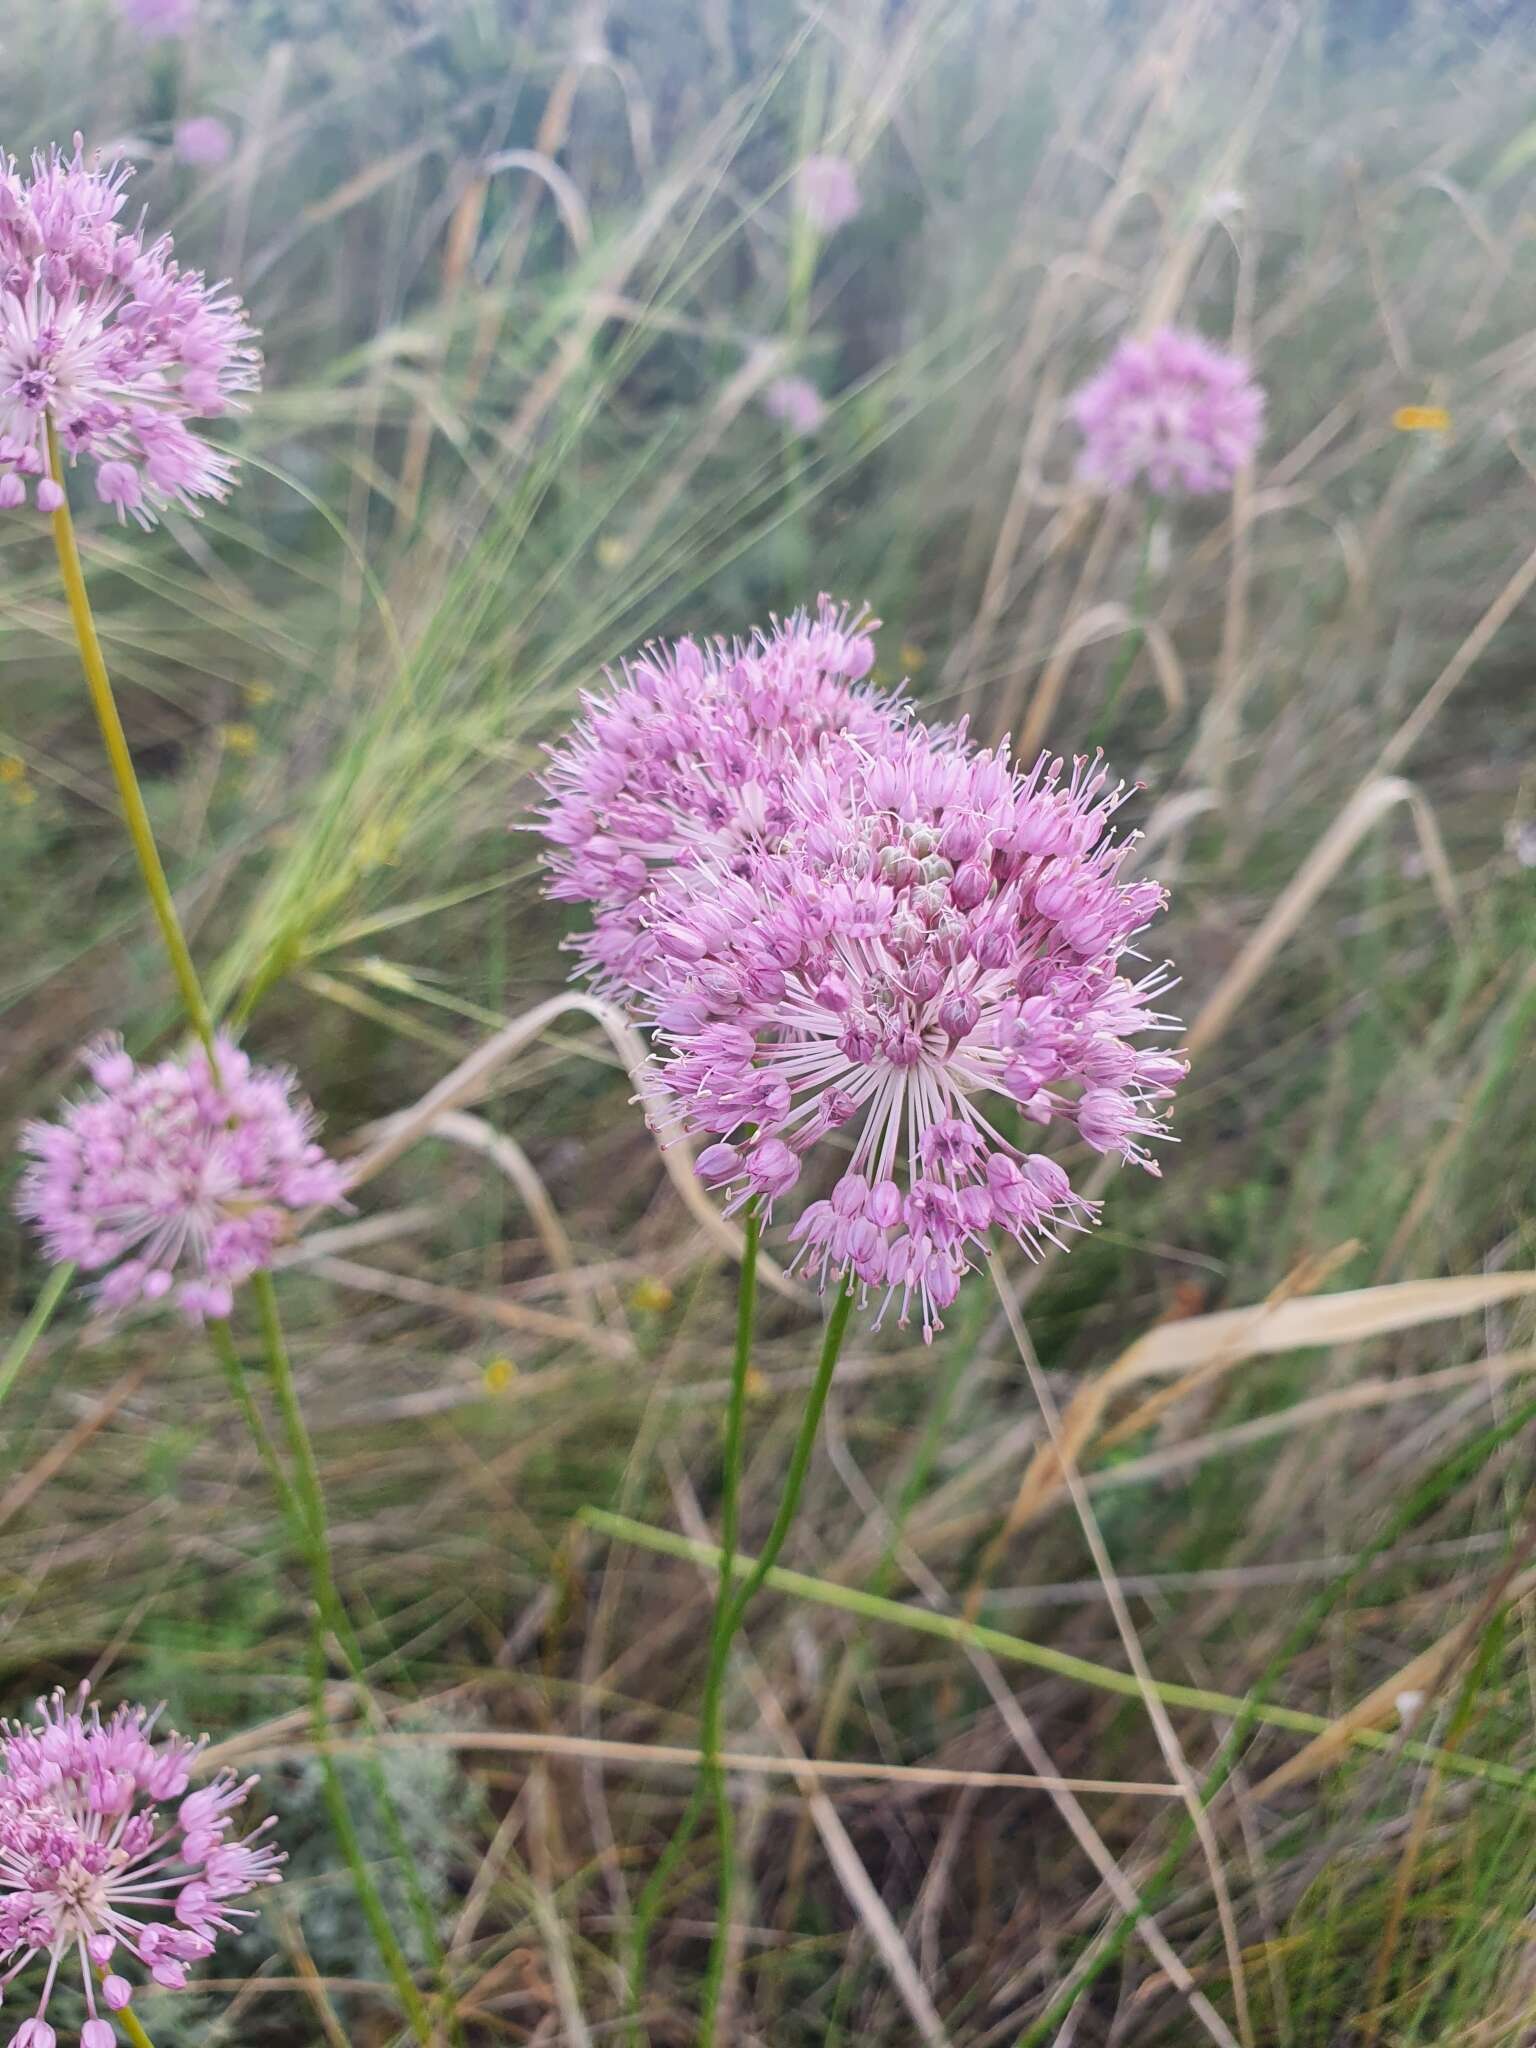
[668,1468,953,2046]
[346,993,808,1302]
[213,1725,1183,1800]
[1081,1346,1536,1498]
[987,1252,1255,2047]
[1111,1272,1536,1381]
[424,1109,603,1341]
[742,1660,953,2048]
[526,1765,593,2048]
[304,1253,632,1356]
[1253,1546,1536,1800]
[991,1262,1529,1538]
[0,1367,148,1534]
[1189,777,1457,1056]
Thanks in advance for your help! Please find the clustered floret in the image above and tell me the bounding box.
[796,155,861,235]
[0,1688,282,2047]
[115,0,200,41]
[0,138,258,521]
[542,611,1186,1337]
[539,598,899,996]
[1070,325,1264,496]
[17,1036,347,1322]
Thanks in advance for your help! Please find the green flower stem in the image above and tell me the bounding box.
[111,1995,158,2048]
[698,1205,762,1992]
[699,1278,856,2048]
[46,422,217,1058]
[622,1269,856,2048]
[47,432,439,2047]
[206,1314,302,1525]
[578,1506,1533,1797]
[247,1272,450,2044]
[1086,494,1160,749]
[0,1264,72,1416]
[624,1207,761,2044]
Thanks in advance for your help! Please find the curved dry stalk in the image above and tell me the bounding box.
[986,1251,1255,2048]
[425,1108,602,1340]
[482,149,595,251]
[346,990,808,1303]
[211,1724,1183,1799]
[1188,776,1458,1057]
[1078,1346,1536,1503]
[1253,1535,1536,1801]
[304,1252,633,1359]
[993,1267,1536,1540]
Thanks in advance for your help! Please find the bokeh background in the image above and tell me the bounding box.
[2,0,1536,2042]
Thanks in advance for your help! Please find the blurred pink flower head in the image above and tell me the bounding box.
[763,375,827,437]
[17,1034,348,1321]
[0,137,259,521]
[116,0,199,34]
[643,731,1185,1337]
[797,154,861,234]
[1070,326,1264,496]
[540,598,900,995]
[0,1686,282,2045]
[174,117,234,169]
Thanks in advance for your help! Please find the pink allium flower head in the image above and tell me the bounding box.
[540,597,904,995]
[17,1035,348,1321]
[173,118,234,170]
[644,732,1185,1337]
[0,1686,281,2042]
[116,0,199,35]
[762,375,827,437]
[797,154,861,235]
[0,137,259,521]
[1070,326,1264,496]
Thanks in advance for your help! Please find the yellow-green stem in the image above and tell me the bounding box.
[92,1964,157,2048]
[45,421,217,1056]
[698,1280,855,2046]
[579,1507,1533,1796]
[624,1208,761,2046]
[46,435,438,2047]
[114,2001,157,2048]
[247,1272,449,2046]
[0,1264,72,1414]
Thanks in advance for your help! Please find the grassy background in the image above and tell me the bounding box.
[2,0,1536,2041]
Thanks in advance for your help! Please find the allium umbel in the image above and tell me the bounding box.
[0,138,258,521]
[172,119,234,171]
[17,1036,347,1321]
[115,0,199,36]
[643,733,1185,1337]
[796,155,862,235]
[1070,326,1263,496]
[0,1688,282,2046]
[540,599,901,995]
[762,375,827,437]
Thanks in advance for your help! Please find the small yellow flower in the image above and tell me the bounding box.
[630,1276,675,1314]
[744,1365,770,1400]
[218,722,260,756]
[0,756,26,784]
[243,680,275,707]
[899,642,926,673]
[8,781,36,808]
[595,535,631,570]
[483,1356,518,1393]
[1393,405,1451,434]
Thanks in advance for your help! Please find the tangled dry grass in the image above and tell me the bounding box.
[2,0,1536,2042]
